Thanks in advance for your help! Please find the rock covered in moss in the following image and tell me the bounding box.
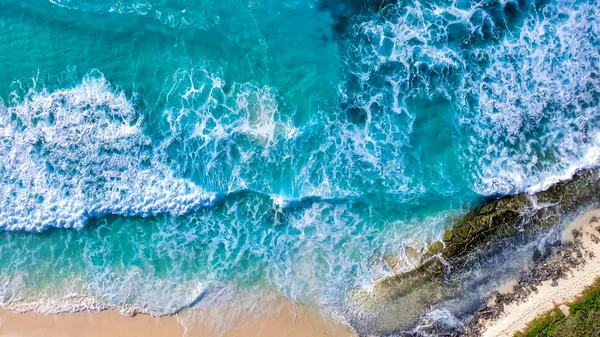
[350,169,600,335]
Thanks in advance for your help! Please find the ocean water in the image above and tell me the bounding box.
[0,0,599,331]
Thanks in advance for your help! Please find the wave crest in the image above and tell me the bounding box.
[0,74,213,231]
[344,0,600,196]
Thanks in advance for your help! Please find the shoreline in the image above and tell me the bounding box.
[477,208,600,336]
[350,169,600,336]
[3,170,600,337]
[0,295,357,337]
[353,170,600,335]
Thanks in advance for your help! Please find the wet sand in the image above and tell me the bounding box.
[0,297,356,337]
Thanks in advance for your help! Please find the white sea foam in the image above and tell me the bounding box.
[353,0,600,197]
[2,1,599,331]
[48,0,213,29]
[160,67,296,194]
[0,74,213,231]
[466,2,600,195]
[0,269,206,316]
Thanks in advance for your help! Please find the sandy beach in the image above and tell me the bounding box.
[3,212,600,337]
[0,296,356,337]
[482,208,600,337]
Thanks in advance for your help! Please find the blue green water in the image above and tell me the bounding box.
[0,0,599,330]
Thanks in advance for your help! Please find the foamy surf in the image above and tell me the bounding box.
[0,73,215,231]
[347,0,600,197]
[0,0,600,335]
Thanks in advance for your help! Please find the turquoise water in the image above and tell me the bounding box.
[0,0,599,329]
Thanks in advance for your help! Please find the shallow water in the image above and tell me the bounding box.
[0,0,599,331]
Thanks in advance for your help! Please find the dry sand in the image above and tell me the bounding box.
[0,296,356,337]
[483,208,600,337]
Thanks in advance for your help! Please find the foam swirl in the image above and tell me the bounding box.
[0,74,213,231]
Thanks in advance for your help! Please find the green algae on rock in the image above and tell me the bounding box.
[350,169,600,335]
[436,170,600,268]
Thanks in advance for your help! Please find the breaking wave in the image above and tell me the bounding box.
[1,0,600,332]
[344,0,600,196]
[0,74,214,231]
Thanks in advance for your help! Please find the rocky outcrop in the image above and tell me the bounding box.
[439,170,600,267]
[349,169,600,336]
[465,228,595,335]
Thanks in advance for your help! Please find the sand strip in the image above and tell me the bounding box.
[0,296,356,337]
[483,209,600,337]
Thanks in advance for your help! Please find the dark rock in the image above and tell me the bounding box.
[573,229,583,241]
[533,248,542,262]
[544,245,553,258]
[361,169,600,335]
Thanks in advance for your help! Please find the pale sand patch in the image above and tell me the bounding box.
[483,208,600,337]
[0,296,356,337]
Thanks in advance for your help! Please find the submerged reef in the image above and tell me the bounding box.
[348,169,600,336]
[318,0,396,36]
